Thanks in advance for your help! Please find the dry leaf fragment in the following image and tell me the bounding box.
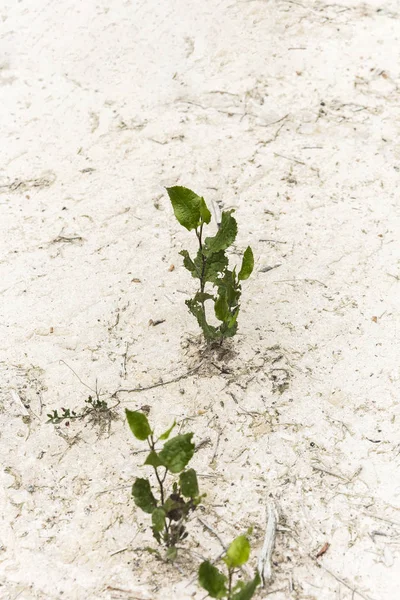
[132,278,141,283]
[148,319,165,327]
[316,542,330,558]
[372,316,378,323]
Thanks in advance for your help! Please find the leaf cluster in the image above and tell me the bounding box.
[199,535,260,600]
[166,186,254,342]
[46,395,110,424]
[126,409,204,554]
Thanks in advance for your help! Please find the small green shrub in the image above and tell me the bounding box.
[47,394,113,424]
[126,409,204,558]
[166,186,254,342]
[199,535,260,599]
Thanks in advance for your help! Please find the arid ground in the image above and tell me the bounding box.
[1,1,400,599]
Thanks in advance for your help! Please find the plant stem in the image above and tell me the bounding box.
[196,222,207,316]
[228,567,233,599]
[149,436,165,505]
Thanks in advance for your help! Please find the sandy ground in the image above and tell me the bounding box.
[1,1,400,599]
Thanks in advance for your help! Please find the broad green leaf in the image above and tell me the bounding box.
[166,186,202,231]
[126,409,151,441]
[232,573,261,600]
[204,210,237,255]
[214,291,230,322]
[220,319,238,339]
[191,249,228,284]
[158,433,195,473]
[217,269,241,310]
[132,478,157,514]
[151,507,166,533]
[225,535,251,568]
[238,246,254,281]
[163,495,183,516]
[180,250,201,279]
[166,546,177,561]
[159,420,177,441]
[186,295,220,341]
[202,250,228,283]
[200,197,212,224]
[179,468,199,497]
[230,306,240,326]
[198,561,227,598]
[144,450,164,468]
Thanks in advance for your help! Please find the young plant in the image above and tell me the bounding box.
[166,186,254,342]
[198,535,261,600]
[126,409,203,557]
[47,394,117,427]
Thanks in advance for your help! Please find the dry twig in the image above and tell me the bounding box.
[258,500,278,586]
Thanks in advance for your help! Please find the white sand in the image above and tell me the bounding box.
[1,1,400,598]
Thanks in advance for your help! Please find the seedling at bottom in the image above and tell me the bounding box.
[126,409,204,557]
[198,535,260,600]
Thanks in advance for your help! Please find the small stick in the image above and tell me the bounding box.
[258,500,278,586]
[197,517,227,551]
[274,152,305,165]
[312,465,348,481]
[261,114,289,127]
[112,362,203,398]
[319,564,376,600]
[361,512,400,528]
[109,546,128,557]
[211,430,222,463]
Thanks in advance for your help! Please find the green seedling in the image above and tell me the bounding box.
[47,394,110,424]
[166,186,254,342]
[198,535,260,600]
[126,409,204,557]
[47,394,119,435]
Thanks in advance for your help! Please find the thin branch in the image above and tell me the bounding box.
[258,500,278,586]
[197,518,227,550]
[318,564,376,600]
[111,363,203,398]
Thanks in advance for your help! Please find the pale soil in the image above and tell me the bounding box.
[1,1,400,599]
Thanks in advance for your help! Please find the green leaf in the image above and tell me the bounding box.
[179,468,199,497]
[214,291,230,322]
[126,409,151,441]
[221,269,241,304]
[189,249,228,284]
[166,546,178,561]
[199,197,212,224]
[144,450,164,468]
[204,210,237,255]
[238,246,254,281]
[132,478,157,514]
[158,433,195,473]
[186,295,220,341]
[202,250,228,283]
[198,561,227,598]
[163,494,183,516]
[166,186,202,231]
[232,573,261,600]
[227,306,240,329]
[159,421,177,441]
[180,250,201,279]
[225,535,251,568]
[152,507,166,533]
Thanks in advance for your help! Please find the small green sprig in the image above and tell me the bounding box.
[199,535,261,600]
[126,409,204,558]
[166,186,254,342]
[47,395,112,424]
